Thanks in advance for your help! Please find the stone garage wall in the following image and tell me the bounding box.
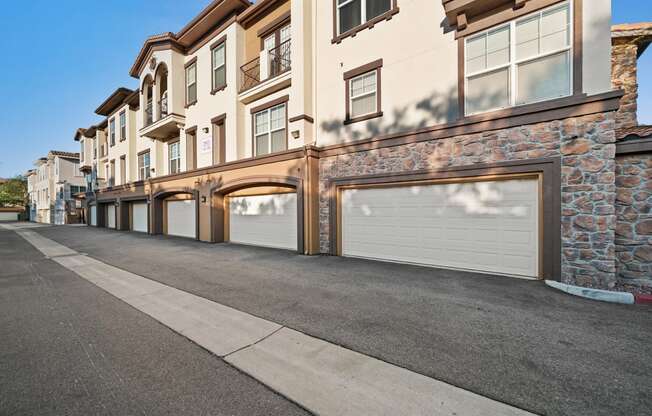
[615,153,652,294]
[319,112,618,289]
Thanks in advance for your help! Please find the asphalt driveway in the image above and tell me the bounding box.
[0,227,309,416]
[34,225,652,416]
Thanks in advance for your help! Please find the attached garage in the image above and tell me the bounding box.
[0,211,20,221]
[339,177,540,278]
[166,199,196,239]
[229,192,298,251]
[89,205,97,226]
[107,205,116,229]
[131,202,148,233]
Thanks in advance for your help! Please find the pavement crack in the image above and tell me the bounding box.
[224,325,285,358]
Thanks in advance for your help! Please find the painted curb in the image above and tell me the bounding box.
[544,280,635,305]
[634,294,652,305]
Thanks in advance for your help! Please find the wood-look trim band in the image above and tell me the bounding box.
[616,137,652,155]
[250,94,289,114]
[326,157,562,280]
[343,59,383,80]
[137,149,151,156]
[185,125,198,135]
[572,0,583,94]
[289,114,315,123]
[321,90,622,157]
[257,10,291,38]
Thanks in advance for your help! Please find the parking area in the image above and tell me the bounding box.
[31,225,652,416]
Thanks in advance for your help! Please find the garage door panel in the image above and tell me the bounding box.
[229,193,297,251]
[107,205,116,229]
[342,178,539,278]
[90,206,97,226]
[132,202,148,233]
[167,200,196,239]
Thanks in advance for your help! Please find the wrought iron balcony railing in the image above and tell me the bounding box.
[239,39,291,92]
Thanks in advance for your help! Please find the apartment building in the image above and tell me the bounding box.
[27,151,85,224]
[73,0,652,295]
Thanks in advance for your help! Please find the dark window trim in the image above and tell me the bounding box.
[168,139,181,175]
[184,57,198,108]
[210,35,228,94]
[457,0,582,117]
[258,15,291,51]
[119,110,126,141]
[344,59,383,125]
[185,126,197,171]
[119,154,126,184]
[109,117,116,146]
[257,10,291,39]
[332,0,399,44]
[212,113,227,165]
[251,95,289,158]
[137,150,151,181]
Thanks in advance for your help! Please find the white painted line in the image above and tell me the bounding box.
[16,229,538,416]
[226,327,535,416]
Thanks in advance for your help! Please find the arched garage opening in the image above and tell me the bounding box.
[152,188,199,239]
[211,176,304,253]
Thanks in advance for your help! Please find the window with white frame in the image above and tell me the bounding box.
[337,0,392,35]
[212,42,226,91]
[119,111,126,141]
[186,61,197,105]
[349,70,378,119]
[109,118,116,146]
[138,151,151,180]
[254,103,286,157]
[169,141,181,174]
[464,1,571,115]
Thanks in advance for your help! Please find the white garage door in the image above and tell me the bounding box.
[229,193,297,251]
[341,178,539,278]
[90,206,97,226]
[167,199,196,239]
[0,212,18,221]
[107,205,116,229]
[132,202,148,233]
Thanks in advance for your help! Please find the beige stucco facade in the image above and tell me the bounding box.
[66,0,651,294]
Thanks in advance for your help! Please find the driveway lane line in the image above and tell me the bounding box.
[13,227,537,416]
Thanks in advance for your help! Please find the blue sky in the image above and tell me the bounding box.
[0,0,650,177]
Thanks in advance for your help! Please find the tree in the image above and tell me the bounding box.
[0,176,27,207]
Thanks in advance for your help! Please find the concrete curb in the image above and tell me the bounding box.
[544,280,635,305]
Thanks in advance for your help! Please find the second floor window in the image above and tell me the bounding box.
[350,70,377,118]
[119,111,126,141]
[110,118,116,146]
[212,42,226,91]
[337,0,391,35]
[464,1,571,115]
[186,61,197,105]
[254,103,286,157]
[138,151,151,180]
[169,141,180,174]
[93,139,97,159]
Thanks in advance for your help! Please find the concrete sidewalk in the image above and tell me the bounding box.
[13,226,534,416]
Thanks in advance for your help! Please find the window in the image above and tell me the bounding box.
[254,103,286,156]
[119,111,126,141]
[80,141,84,162]
[263,24,291,78]
[73,163,82,177]
[169,141,180,174]
[138,151,151,180]
[109,118,116,146]
[464,2,571,115]
[93,138,97,159]
[337,0,392,35]
[120,155,126,184]
[211,41,226,92]
[185,60,197,105]
[344,59,383,123]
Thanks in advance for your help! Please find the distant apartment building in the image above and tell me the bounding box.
[70,0,651,295]
[27,151,85,224]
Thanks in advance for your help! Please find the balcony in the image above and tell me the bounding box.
[145,99,154,127]
[140,109,185,140]
[239,39,291,102]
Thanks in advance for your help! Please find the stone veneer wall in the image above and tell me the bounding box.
[615,153,652,294]
[611,38,639,129]
[319,112,618,289]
